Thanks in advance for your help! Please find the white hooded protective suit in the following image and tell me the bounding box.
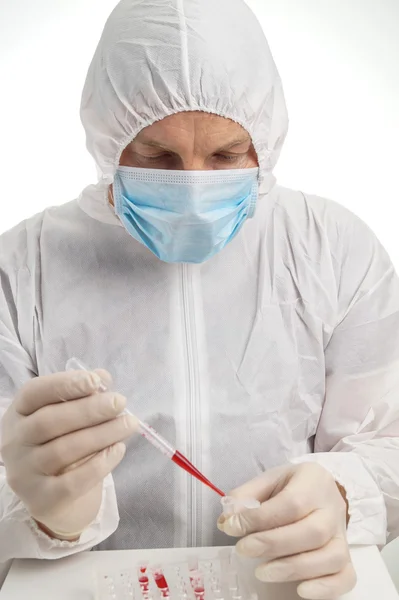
[1,0,399,569]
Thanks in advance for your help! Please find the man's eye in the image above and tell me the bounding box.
[214,154,241,162]
[141,154,171,161]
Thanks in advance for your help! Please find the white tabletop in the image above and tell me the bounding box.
[0,546,397,600]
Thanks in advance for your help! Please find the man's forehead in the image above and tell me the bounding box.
[133,114,251,150]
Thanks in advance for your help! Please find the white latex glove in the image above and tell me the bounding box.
[218,463,356,600]
[1,369,138,540]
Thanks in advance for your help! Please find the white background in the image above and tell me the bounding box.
[0,0,398,584]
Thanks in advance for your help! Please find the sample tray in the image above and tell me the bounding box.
[1,546,398,600]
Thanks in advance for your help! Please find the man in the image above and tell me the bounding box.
[1,0,398,598]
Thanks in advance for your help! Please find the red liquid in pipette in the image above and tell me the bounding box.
[172,450,225,497]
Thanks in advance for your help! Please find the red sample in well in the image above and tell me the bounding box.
[138,564,149,590]
[172,450,225,497]
[154,573,169,591]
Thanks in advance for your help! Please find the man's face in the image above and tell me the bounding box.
[119,111,258,170]
[108,112,258,205]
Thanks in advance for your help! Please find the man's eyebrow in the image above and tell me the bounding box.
[133,137,251,152]
[214,137,251,152]
[133,140,172,151]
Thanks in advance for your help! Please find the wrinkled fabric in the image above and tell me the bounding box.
[1,0,399,568]
[1,189,399,561]
[113,167,259,263]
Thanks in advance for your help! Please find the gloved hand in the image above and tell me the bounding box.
[1,369,138,540]
[218,462,356,600]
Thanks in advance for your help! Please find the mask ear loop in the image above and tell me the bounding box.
[247,179,260,219]
[99,172,116,212]
[112,172,123,215]
[258,169,277,197]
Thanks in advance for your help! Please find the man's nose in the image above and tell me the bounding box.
[180,156,208,170]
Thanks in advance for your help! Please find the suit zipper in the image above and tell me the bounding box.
[181,263,201,547]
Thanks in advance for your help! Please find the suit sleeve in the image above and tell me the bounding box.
[293,214,399,546]
[0,259,120,563]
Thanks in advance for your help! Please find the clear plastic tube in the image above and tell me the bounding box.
[137,420,175,458]
[220,496,261,516]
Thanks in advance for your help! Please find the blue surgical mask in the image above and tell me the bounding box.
[113,166,259,264]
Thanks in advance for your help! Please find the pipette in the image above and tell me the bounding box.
[65,357,225,497]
